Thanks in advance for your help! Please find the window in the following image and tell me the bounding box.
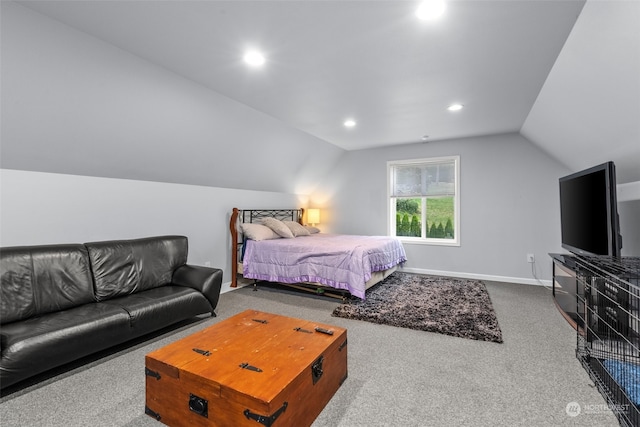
[388,156,460,245]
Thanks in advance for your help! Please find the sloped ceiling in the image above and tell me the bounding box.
[4,0,638,184]
[1,2,346,193]
[15,0,584,150]
[522,0,640,184]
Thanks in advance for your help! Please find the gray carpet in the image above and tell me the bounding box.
[0,278,620,426]
[332,273,503,343]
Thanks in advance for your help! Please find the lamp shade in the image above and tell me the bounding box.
[307,208,320,226]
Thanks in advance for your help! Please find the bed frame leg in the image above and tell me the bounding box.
[253,281,258,292]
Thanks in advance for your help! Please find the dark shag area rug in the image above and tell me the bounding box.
[332,272,503,343]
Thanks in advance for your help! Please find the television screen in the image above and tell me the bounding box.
[559,161,621,257]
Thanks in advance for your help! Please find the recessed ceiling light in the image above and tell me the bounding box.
[416,0,446,21]
[243,50,265,67]
[447,103,464,111]
[344,119,357,128]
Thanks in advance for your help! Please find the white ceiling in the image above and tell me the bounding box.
[19,0,586,151]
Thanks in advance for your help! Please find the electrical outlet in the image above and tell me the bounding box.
[527,254,535,263]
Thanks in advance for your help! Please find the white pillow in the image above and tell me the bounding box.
[283,220,311,237]
[241,223,281,241]
[304,225,321,234]
[261,217,295,238]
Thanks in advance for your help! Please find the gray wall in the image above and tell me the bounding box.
[0,2,344,194]
[313,133,570,283]
[619,200,640,257]
[0,169,307,292]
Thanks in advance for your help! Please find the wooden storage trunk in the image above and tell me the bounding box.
[145,309,348,427]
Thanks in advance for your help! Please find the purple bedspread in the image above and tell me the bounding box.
[242,234,407,299]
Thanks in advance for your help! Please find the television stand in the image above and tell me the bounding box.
[549,253,582,332]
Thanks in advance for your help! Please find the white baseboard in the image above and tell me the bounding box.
[399,267,552,287]
[220,281,251,294]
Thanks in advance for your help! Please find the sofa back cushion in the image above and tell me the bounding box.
[0,244,95,324]
[85,236,188,301]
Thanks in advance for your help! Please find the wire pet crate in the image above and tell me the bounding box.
[575,256,640,427]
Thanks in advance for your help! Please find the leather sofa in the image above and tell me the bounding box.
[0,235,222,389]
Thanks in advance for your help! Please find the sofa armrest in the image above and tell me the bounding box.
[172,265,223,315]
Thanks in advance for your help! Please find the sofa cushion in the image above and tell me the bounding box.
[102,285,212,338]
[85,236,188,302]
[0,244,95,324]
[0,303,131,388]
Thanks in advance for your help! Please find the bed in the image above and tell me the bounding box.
[229,208,407,299]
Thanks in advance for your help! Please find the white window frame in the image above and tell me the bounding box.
[387,155,460,246]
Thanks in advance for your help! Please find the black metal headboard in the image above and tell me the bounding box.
[239,209,303,224]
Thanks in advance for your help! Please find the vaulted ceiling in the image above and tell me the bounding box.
[8,0,640,183]
[17,0,584,151]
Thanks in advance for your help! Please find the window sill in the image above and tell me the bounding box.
[397,237,460,247]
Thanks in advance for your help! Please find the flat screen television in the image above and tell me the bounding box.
[559,161,622,257]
